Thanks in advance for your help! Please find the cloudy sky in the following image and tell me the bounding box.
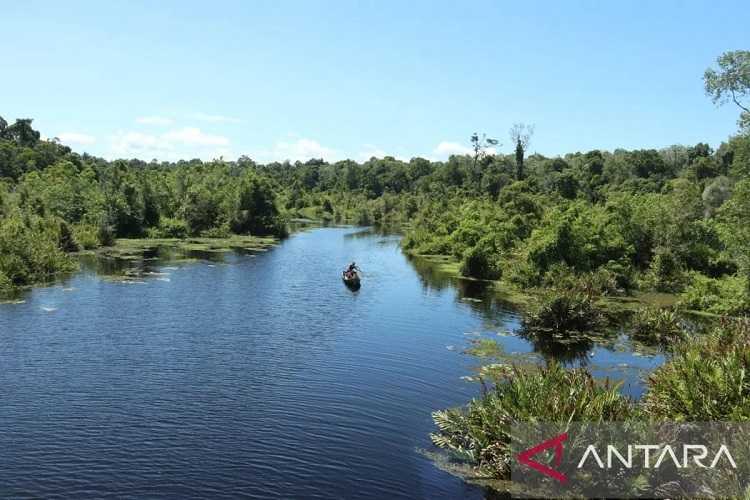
[3,0,748,162]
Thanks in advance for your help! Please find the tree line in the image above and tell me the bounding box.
[2,50,749,312]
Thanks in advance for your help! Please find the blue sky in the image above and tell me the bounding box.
[3,0,748,162]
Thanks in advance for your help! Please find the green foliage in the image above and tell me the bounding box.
[644,318,750,421]
[72,223,101,250]
[0,270,12,296]
[431,363,634,478]
[147,217,189,239]
[1,114,750,319]
[523,291,604,333]
[704,50,750,133]
[679,272,750,316]
[641,246,685,292]
[230,171,284,235]
[0,211,76,294]
[630,307,686,346]
[460,237,502,280]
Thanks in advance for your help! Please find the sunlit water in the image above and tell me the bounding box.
[0,227,663,499]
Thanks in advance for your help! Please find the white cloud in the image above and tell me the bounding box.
[162,127,229,146]
[191,112,242,124]
[109,127,231,161]
[57,132,96,146]
[258,138,339,163]
[356,144,388,161]
[433,141,472,157]
[136,116,174,126]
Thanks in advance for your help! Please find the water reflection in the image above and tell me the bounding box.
[517,329,595,365]
[403,252,666,398]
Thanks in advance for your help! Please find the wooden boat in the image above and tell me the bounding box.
[342,270,361,288]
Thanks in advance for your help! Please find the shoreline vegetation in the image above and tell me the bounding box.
[1,50,749,495]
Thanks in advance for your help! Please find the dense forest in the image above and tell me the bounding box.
[2,114,750,315]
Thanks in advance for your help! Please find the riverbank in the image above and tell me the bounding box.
[93,235,279,260]
[409,253,680,314]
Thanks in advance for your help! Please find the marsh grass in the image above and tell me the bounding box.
[644,317,750,421]
[431,362,634,479]
[522,291,605,333]
[98,236,277,260]
[630,306,686,346]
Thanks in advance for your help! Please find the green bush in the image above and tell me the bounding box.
[0,271,12,296]
[72,223,101,250]
[523,291,604,333]
[431,362,634,478]
[148,217,188,238]
[97,217,116,247]
[460,237,501,280]
[630,307,686,346]
[641,246,686,292]
[0,212,76,290]
[679,272,750,315]
[200,224,231,238]
[541,262,626,296]
[57,220,79,253]
[643,318,750,421]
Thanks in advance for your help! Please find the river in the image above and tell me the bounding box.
[0,227,663,499]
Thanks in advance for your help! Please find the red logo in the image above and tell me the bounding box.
[516,433,568,483]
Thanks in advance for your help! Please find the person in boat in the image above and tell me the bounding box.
[344,262,359,279]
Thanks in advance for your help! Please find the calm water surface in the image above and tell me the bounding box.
[0,227,662,499]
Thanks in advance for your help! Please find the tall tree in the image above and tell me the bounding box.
[509,123,535,180]
[704,50,750,132]
[470,133,499,170]
[5,118,41,146]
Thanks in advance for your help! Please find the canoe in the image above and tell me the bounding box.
[342,271,361,288]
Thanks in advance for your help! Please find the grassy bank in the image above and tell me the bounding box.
[430,318,750,494]
[409,252,680,314]
[96,235,278,260]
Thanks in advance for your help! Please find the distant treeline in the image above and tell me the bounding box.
[1,114,750,314]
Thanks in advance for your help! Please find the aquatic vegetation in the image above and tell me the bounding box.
[465,338,505,358]
[431,362,634,479]
[98,235,277,261]
[522,291,604,334]
[643,317,750,421]
[630,306,686,346]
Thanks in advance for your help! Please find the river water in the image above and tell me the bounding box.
[0,227,663,499]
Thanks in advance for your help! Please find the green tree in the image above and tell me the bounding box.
[509,123,534,180]
[704,50,750,132]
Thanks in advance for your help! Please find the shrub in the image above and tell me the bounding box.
[431,363,634,479]
[460,237,501,280]
[97,219,116,247]
[643,317,750,421]
[630,307,686,346]
[0,212,76,288]
[147,217,188,238]
[0,271,12,296]
[72,223,101,250]
[57,220,79,253]
[523,291,604,333]
[541,263,626,296]
[641,246,685,292]
[200,224,231,238]
[679,272,750,316]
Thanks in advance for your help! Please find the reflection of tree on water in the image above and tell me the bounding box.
[407,254,455,291]
[343,226,401,239]
[517,327,596,365]
[407,254,517,325]
[78,245,227,281]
